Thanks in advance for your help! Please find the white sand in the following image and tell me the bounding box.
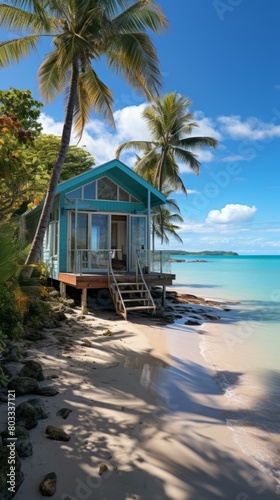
[2,302,279,500]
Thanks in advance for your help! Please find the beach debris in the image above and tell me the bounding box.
[39,472,57,496]
[35,386,59,397]
[98,463,108,475]
[46,425,71,441]
[0,448,24,499]
[15,402,38,430]
[81,339,93,347]
[57,408,72,419]
[8,376,38,395]
[2,426,33,457]
[27,398,48,420]
[102,329,112,336]
[19,360,45,381]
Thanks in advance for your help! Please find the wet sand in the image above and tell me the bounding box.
[1,297,279,499]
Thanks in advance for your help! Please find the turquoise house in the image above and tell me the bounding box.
[23,159,175,317]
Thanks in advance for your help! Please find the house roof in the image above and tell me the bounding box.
[56,158,166,207]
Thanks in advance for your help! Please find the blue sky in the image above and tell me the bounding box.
[1,0,280,254]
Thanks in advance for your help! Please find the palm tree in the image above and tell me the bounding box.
[116,91,218,192]
[152,206,183,251]
[0,0,168,274]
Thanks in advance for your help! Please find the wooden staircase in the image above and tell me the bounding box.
[108,251,156,320]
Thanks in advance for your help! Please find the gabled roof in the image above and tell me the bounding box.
[56,158,166,207]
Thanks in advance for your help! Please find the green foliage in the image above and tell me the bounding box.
[0,87,43,137]
[23,288,51,329]
[0,284,24,340]
[0,368,10,388]
[31,134,95,181]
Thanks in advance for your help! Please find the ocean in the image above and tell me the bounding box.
[169,254,280,487]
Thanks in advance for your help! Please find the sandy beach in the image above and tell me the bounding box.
[1,292,279,500]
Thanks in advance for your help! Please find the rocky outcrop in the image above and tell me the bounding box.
[45,426,71,442]
[19,360,44,381]
[8,377,38,395]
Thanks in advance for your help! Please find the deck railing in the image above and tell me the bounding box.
[69,249,117,274]
[139,250,172,274]
[68,249,172,274]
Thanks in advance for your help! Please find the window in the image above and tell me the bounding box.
[84,181,96,199]
[119,187,129,201]
[67,187,82,199]
[97,177,117,200]
[66,177,139,202]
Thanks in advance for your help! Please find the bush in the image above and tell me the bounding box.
[0,284,24,342]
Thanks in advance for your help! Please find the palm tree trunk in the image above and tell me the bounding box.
[154,146,168,192]
[24,59,79,276]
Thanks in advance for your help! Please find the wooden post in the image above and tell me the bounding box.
[60,282,66,299]
[161,285,166,307]
[81,288,88,314]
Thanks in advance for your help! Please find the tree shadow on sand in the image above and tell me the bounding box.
[12,316,280,500]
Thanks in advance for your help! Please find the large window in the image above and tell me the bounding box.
[66,177,139,202]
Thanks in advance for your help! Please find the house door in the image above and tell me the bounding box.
[111,215,127,270]
[69,212,109,271]
[129,216,147,271]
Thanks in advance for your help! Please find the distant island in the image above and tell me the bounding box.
[163,250,239,256]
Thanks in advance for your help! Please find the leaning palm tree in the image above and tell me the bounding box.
[0,0,168,274]
[116,91,218,192]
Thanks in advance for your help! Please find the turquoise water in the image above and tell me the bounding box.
[170,254,280,302]
[169,254,280,482]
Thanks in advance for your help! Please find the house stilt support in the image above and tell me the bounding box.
[60,282,66,299]
[81,288,88,314]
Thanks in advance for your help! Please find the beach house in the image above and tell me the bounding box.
[22,159,175,318]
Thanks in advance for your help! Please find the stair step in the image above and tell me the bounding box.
[119,290,149,295]
[123,298,152,303]
[117,282,146,287]
[125,306,154,311]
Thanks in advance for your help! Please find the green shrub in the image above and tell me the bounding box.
[0,284,24,341]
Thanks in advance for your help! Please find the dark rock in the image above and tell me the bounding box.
[0,447,24,499]
[34,386,59,397]
[2,426,32,458]
[201,313,221,321]
[2,346,23,362]
[81,339,93,347]
[24,330,46,341]
[46,425,70,441]
[39,472,57,496]
[223,308,232,312]
[57,408,72,420]
[53,311,66,322]
[2,362,23,379]
[15,402,38,430]
[8,377,38,395]
[27,398,48,419]
[185,319,201,326]
[98,463,108,475]
[19,360,44,381]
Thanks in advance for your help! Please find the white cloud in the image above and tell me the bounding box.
[194,112,222,141]
[206,204,257,224]
[218,115,280,141]
[40,113,63,136]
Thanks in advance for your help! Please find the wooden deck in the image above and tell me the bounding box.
[58,272,175,289]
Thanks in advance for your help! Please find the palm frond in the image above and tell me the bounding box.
[175,136,218,150]
[107,32,162,97]
[38,50,64,102]
[173,147,200,174]
[112,0,168,34]
[0,36,40,67]
[116,140,154,158]
[78,66,114,130]
[0,4,49,34]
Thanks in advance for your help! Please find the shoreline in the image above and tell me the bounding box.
[1,290,279,499]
